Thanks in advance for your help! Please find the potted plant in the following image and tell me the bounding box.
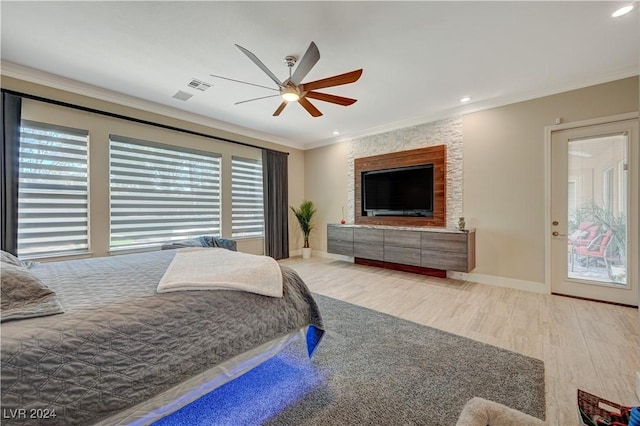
[291,200,316,259]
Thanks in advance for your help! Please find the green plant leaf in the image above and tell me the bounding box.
[290,200,317,248]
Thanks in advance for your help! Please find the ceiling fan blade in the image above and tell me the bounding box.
[273,102,287,116]
[290,41,320,85]
[305,91,357,106]
[301,69,363,91]
[210,74,278,91]
[298,97,323,117]
[235,94,281,105]
[235,44,283,87]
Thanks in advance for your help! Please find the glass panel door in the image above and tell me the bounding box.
[567,134,628,285]
[550,118,637,306]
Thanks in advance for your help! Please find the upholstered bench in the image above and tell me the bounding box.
[160,236,237,252]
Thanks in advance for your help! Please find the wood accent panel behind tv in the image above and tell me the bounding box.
[354,145,446,227]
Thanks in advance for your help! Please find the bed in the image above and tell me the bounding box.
[0,249,324,425]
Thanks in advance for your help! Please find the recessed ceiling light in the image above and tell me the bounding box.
[612,5,633,17]
[460,96,471,103]
[333,130,340,136]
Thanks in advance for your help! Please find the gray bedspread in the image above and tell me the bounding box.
[0,250,323,425]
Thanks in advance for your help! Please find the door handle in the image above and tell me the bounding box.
[552,231,566,237]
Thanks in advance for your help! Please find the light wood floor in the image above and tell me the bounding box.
[279,256,639,426]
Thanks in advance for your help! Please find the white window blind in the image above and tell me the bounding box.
[231,156,264,237]
[109,135,221,251]
[18,121,89,258]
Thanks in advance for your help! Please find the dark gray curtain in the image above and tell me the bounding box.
[1,93,22,255]
[262,149,289,259]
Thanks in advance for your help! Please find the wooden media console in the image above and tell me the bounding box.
[327,224,476,277]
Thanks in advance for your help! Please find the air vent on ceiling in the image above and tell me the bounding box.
[172,91,193,101]
[187,79,212,91]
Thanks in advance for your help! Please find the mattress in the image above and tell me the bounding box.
[0,250,324,425]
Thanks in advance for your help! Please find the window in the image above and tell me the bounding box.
[18,121,89,258]
[231,156,264,237]
[109,135,221,251]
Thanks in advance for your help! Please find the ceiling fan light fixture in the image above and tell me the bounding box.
[281,91,300,102]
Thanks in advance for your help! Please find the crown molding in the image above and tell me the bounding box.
[0,61,304,150]
[304,66,639,150]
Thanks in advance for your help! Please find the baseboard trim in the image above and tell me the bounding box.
[290,249,354,262]
[290,249,302,257]
[312,250,354,262]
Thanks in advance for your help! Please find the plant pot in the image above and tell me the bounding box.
[302,247,312,259]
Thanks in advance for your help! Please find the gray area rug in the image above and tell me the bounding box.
[155,293,546,426]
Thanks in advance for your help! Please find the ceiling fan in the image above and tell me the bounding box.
[210,42,363,117]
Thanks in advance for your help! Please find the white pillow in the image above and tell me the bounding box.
[0,263,64,322]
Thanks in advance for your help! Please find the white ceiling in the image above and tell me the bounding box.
[1,1,638,150]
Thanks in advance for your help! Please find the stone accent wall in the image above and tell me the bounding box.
[347,117,463,227]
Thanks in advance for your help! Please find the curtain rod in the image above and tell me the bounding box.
[1,88,289,156]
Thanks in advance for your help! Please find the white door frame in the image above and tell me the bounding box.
[544,111,639,301]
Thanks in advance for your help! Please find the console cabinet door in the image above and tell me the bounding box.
[354,243,384,260]
[384,230,421,248]
[327,225,354,256]
[354,228,384,244]
[420,232,471,272]
[420,232,467,252]
[421,249,468,271]
[354,228,384,260]
[385,246,422,266]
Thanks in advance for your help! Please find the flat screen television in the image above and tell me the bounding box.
[362,164,434,217]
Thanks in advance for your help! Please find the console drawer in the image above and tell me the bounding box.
[421,232,467,252]
[384,246,421,266]
[354,227,383,244]
[328,240,354,256]
[328,225,354,242]
[421,249,469,271]
[354,242,384,261]
[384,230,421,248]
